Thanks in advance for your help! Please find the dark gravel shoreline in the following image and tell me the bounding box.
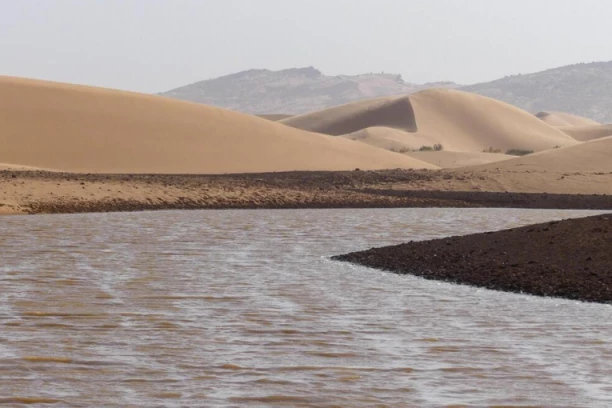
[3,169,612,214]
[333,214,612,304]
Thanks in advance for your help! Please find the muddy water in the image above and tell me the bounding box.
[1,208,611,407]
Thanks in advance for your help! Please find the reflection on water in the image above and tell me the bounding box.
[1,208,611,407]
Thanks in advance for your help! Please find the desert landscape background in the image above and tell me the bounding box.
[2,60,612,215]
[5,3,612,407]
[161,61,612,122]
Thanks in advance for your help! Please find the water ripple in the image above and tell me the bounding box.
[0,208,610,407]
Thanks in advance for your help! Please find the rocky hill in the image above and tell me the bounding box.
[159,67,458,115]
[160,61,612,122]
[461,61,612,123]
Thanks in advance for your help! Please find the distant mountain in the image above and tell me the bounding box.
[160,61,612,122]
[159,67,459,115]
[461,61,612,123]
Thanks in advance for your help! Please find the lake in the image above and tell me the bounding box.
[1,208,610,407]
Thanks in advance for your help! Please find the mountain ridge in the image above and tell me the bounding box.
[160,61,612,121]
[160,67,460,115]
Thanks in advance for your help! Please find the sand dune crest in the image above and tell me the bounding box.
[557,124,612,142]
[535,111,600,127]
[282,96,417,135]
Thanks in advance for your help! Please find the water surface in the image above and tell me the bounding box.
[1,208,611,407]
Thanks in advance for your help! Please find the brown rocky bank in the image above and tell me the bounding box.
[333,214,612,304]
[3,170,612,215]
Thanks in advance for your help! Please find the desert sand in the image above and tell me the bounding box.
[341,126,431,151]
[535,111,600,127]
[341,127,516,168]
[0,163,50,171]
[404,151,514,168]
[475,136,612,173]
[3,170,611,215]
[433,136,612,194]
[0,76,435,174]
[257,114,293,121]
[557,124,612,141]
[3,137,612,214]
[282,96,418,135]
[283,89,577,153]
[3,76,612,216]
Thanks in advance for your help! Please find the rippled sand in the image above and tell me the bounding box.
[1,208,611,407]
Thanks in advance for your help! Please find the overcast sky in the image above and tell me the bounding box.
[2,0,611,93]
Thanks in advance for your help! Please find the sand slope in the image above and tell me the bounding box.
[0,76,436,173]
[341,127,515,168]
[341,126,431,151]
[557,124,612,142]
[281,97,417,135]
[476,136,612,173]
[0,163,50,171]
[283,89,577,153]
[449,136,612,194]
[408,90,577,152]
[404,151,514,169]
[535,111,600,127]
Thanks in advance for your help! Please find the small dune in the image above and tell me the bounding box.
[535,111,600,127]
[404,151,514,169]
[557,124,612,142]
[456,136,612,194]
[0,76,436,173]
[341,127,515,168]
[477,136,612,173]
[283,89,577,153]
[341,126,432,151]
[0,163,51,171]
[403,89,577,152]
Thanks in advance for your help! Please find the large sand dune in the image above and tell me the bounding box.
[557,124,612,142]
[283,89,577,153]
[408,90,577,152]
[0,76,436,173]
[535,111,600,127]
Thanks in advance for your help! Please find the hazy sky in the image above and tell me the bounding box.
[2,0,611,93]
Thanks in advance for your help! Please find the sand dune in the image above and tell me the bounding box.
[341,127,515,168]
[0,163,50,171]
[283,89,577,153]
[476,136,612,173]
[451,136,612,194]
[282,97,417,135]
[408,90,577,152]
[557,124,612,142]
[0,76,436,173]
[341,126,432,151]
[535,111,600,127]
[404,151,514,168]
